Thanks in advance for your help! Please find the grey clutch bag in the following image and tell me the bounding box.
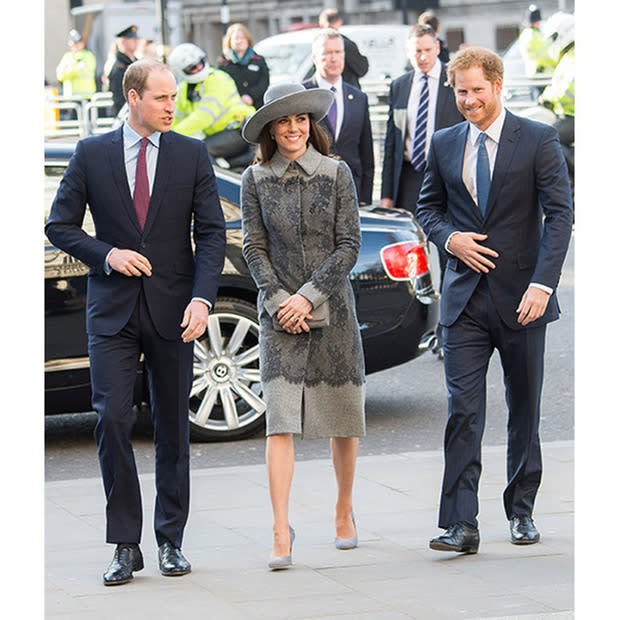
[273,300,330,331]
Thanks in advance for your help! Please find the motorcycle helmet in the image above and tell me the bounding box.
[543,12,575,62]
[168,43,210,83]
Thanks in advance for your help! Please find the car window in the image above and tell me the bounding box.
[255,41,313,82]
[44,163,95,236]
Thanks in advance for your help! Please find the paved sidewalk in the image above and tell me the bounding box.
[46,441,574,619]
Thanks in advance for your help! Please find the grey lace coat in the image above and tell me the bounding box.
[241,146,366,439]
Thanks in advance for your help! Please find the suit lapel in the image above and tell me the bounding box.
[449,123,483,224]
[108,127,143,234]
[396,72,414,140]
[485,111,520,218]
[434,64,450,130]
[307,78,336,142]
[339,83,354,138]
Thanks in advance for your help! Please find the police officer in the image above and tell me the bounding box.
[541,13,575,152]
[168,43,256,166]
[108,25,139,116]
[56,30,96,98]
[518,5,556,76]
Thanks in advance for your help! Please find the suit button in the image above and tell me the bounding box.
[140,242,146,249]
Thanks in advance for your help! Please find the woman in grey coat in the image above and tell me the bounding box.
[240,83,366,569]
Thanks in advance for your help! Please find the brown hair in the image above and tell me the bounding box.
[122,58,169,102]
[254,117,331,164]
[222,23,254,53]
[447,46,504,88]
[407,24,436,42]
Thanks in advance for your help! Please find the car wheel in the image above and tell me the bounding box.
[189,297,265,441]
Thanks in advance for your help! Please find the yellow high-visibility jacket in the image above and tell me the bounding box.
[56,49,96,97]
[518,27,556,76]
[172,69,255,138]
[542,47,575,117]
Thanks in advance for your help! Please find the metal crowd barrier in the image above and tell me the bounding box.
[502,74,553,110]
[44,92,116,139]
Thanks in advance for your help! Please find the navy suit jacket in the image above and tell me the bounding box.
[381,64,463,203]
[416,111,573,330]
[46,127,226,340]
[303,78,374,204]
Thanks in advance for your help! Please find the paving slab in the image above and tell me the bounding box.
[45,441,575,619]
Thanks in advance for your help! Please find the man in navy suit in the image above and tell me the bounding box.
[303,28,374,205]
[46,59,226,585]
[381,24,463,213]
[416,47,572,553]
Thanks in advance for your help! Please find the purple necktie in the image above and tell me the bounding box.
[327,86,337,135]
[134,137,150,230]
[410,74,429,172]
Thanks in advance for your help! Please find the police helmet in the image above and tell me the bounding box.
[528,5,542,24]
[67,29,82,46]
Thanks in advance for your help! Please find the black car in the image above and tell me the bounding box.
[45,143,439,441]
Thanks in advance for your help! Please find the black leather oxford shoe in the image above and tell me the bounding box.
[103,543,144,586]
[510,515,540,545]
[429,522,480,554]
[158,541,191,576]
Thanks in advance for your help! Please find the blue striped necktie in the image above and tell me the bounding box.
[476,132,491,215]
[410,73,429,172]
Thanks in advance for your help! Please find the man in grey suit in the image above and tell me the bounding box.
[381,24,463,213]
[416,47,572,554]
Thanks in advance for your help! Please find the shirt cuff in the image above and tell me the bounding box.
[104,248,115,275]
[529,282,553,295]
[191,297,212,310]
[445,231,460,255]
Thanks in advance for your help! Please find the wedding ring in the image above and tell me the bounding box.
[293,317,299,323]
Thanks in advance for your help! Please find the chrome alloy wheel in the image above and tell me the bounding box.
[189,299,265,440]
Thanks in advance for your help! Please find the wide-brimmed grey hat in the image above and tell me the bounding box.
[242,82,334,144]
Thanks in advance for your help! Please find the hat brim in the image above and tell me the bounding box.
[242,89,334,144]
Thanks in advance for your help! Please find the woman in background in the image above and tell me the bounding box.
[218,23,270,108]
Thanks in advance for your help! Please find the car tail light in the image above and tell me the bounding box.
[380,241,430,281]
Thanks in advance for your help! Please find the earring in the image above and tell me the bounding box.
[270,134,275,140]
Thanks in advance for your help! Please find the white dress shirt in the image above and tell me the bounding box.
[462,108,505,206]
[315,75,344,140]
[123,121,160,197]
[405,59,441,161]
